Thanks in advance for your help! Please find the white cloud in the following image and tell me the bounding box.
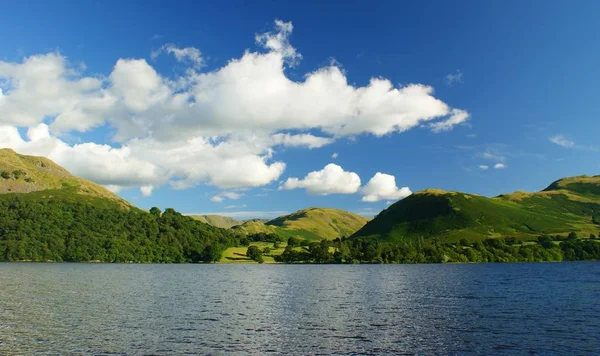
[225,204,247,209]
[361,172,412,202]
[550,135,575,148]
[494,163,506,169]
[151,44,204,68]
[140,185,154,197]
[271,133,333,149]
[210,191,244,203]
[445,70,463,86]
[279,163,361,195]
[480,150,505,162]
[0,20,468,194]
[331,152,338,159]
[429,109,470,133]
[255,19,301,67]
[479,165,489,170]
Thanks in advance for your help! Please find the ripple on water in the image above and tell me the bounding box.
[0,263,599,355]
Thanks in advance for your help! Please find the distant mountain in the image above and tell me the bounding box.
[189,215,243,229]
[233,207,369,240]
[352,176,600,242]
[0,148,130,209]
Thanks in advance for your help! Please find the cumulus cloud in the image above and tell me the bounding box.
[0,20,468,194]
[479,165,489,170]
[494,163,506,169]
[255,19,301,67]
[550,135,575,148]
[361,172,412,202]
[331,152,338,159]
[151,44,204,68]
[279,163,361,195]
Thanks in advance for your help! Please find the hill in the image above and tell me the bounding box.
[0,148,131,209]
[352,176,600,242]
[188,215,243,229]
[233,207,369,240]
[0,149,241,262]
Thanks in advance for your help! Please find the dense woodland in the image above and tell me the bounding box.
[274,234,600,263]
[0,197,239,262]
[1,195,600,263]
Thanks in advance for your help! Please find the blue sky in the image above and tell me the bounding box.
[1,0,599,218]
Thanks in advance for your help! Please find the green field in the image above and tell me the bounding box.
[220,242,287,264]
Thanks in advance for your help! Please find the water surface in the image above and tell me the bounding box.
[1,263,599,355]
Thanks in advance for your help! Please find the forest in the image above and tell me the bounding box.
[0,196,240,262]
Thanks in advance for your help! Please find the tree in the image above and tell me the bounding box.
[201,245,224,263]
[246,245,264,263]
[287,236,301,247]
[149,207,162,218]
[567,231,578,240]
[538,236,554,249]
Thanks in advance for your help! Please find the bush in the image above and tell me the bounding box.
[0,171,9,179]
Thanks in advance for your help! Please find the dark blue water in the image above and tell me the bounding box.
[1,263,599,355]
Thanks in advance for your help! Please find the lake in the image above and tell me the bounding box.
[1,263,599,355]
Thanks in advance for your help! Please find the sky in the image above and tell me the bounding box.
[1,0,599,219]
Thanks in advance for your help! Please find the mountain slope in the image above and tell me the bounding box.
[0,149,131,208]
[233,207,369,240]
[353,176,600,242]
[189,215,243,229]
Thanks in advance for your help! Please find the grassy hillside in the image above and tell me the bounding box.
[189,215,242,229]
[0,148,131,209]
[353,176,600,242]
[233,207,369,240]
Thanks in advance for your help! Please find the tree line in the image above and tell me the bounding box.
[0,197,240,262]
[274,234,600,264]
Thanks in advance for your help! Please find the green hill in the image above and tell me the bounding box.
[233,207,369,240]
[352,176,600,242]
[0,149,241,262]
[188,215,243,229]
[0,148,131,209]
